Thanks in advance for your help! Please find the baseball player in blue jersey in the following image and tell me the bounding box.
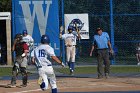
[31,35,64,93]
[60,25,81,75]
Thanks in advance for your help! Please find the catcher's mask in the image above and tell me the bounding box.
[14,33,23,42]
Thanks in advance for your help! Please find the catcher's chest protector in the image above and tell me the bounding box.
[15,42,24,56]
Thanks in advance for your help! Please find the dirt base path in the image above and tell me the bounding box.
[0,77,140,93]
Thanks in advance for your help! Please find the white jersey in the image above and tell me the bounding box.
[22,34,34,46]
[31,44,55,68]
[62,32,77,46]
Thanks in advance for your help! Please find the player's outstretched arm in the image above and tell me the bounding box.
[59,26,64,39]
[75,23,81,39]
[51,56,65,67]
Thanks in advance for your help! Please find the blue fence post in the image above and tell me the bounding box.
[12,0,16,64]
[110,0,115,65]
[61,0,66,64]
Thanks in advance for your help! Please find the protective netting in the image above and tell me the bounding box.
[59,0,140,65]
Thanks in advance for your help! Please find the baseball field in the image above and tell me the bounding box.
[0,65,140,93]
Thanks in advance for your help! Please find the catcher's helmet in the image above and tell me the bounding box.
[22,30,28,34]
[14,33,23,41]
[41,35,50,44]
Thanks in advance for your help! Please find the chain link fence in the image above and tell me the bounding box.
[59,0,140,65]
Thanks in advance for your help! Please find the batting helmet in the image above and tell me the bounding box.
[41,35,50,44]
[22,30,28,34]
[68,26,73,31]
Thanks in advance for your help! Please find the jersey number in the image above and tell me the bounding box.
[38,49,45,57]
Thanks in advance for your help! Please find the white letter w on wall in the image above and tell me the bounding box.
[19,0,52,36]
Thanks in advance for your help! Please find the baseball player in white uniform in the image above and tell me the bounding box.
[22,30,34,64]
[31,35,64,93]
[22,30,34,48]
[60,25,81,75]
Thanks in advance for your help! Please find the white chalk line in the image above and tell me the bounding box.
[7,89,41,93]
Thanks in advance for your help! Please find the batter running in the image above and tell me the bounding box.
[31,35,64,93]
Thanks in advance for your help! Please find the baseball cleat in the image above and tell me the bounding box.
[6,84,16,88]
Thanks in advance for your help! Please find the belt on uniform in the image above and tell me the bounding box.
[47,64,52,66]
[38,65,52,68]
[38,66,42,68]
[97,48,108,50]
[66,45,75,47]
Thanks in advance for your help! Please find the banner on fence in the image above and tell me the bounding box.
[64,14,89,39]
[12,0,60,55]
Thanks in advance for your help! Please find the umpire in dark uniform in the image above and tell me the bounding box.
[90,28,113,79]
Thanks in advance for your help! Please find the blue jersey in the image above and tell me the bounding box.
[92,32,110,49]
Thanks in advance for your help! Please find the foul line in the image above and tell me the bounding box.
[7,89,41,93]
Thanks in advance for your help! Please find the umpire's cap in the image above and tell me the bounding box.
[41,34,50,44]
[22,30,28,34]
[96,27,102,31]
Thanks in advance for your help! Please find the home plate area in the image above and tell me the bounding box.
[0,77,140,93]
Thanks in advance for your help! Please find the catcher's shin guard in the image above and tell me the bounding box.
[22,75,28,85]
[20,67,28,85]
[11,76,16,85]
[11,65,19,85]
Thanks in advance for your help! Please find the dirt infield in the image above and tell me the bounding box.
[0,76,140,93]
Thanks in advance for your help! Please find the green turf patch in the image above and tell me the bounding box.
[0,66,140,77]
[55,66,140,74]
[0,67,12,76]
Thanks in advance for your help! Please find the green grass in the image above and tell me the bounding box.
[55,66,140,74]
[0,66,140,77]
[0,67,12,76]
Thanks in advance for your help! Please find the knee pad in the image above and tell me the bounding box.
[12,65,19,76]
